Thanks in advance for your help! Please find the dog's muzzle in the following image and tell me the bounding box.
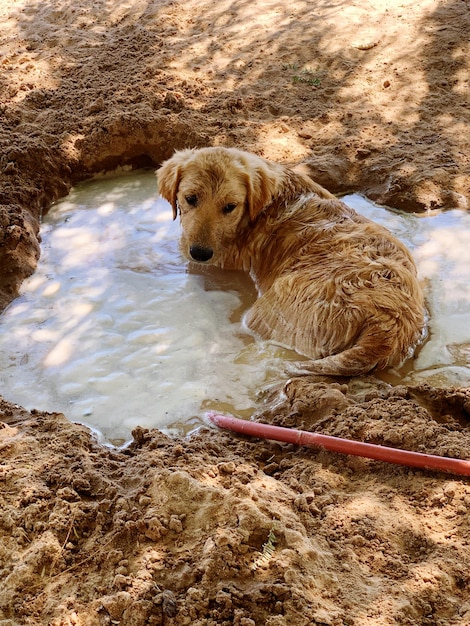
[189,245,214,262]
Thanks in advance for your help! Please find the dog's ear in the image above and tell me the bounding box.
[157,152,189,220]
[244,159,281,221]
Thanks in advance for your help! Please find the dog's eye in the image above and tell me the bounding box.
[185,195,198,206]
[222,203,237,215]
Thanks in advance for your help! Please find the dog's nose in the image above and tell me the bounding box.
[189,245,214,262]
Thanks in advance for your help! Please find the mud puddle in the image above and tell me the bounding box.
[0,171,468,444]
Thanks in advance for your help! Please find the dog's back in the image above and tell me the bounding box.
[243,194,426,375]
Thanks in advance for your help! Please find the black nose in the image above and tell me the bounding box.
[189,245,213,262]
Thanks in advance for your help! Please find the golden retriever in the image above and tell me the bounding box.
[157,147,425,376]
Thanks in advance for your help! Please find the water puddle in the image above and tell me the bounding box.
[0,171,469,444]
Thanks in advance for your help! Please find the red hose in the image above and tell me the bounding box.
[207,412,470,477]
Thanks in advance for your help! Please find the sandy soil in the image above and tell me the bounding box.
[0,0,469,624]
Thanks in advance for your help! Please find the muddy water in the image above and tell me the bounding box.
[0,171,469,444]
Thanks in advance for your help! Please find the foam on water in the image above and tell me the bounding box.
[0,172,469,444]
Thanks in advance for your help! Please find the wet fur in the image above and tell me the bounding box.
[158,147,425,376]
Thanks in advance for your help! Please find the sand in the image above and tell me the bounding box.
[0,0,469,624]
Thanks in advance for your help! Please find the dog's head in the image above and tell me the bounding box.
[157,147,282,265]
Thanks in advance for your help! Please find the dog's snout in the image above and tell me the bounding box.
[189,245,214,262]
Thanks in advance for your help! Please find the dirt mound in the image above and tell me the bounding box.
[2,383,470,625]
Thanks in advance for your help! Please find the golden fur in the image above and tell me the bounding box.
[158,147,426,376]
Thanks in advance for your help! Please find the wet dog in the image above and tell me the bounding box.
[158,147,425,376]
